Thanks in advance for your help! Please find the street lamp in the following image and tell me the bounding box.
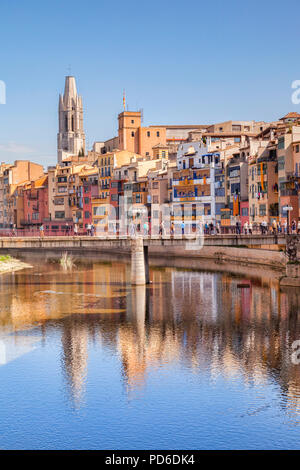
[283,205,293,234]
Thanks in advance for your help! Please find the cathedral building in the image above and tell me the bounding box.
[57,76,86,163]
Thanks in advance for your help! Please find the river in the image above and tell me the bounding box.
[0,253,299,449]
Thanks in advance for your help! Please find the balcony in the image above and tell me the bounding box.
[280,189,298,196]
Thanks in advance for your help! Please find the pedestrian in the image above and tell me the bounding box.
[277,221,281,233]
[181,221,185,235]
[91,224,95,236]
[244,221,248,235]
[170,222,174,237]
[272,219,277,234]
[39,224,44,238]
[87,223,91,236]
[129,221,135,238]
[248,221,253,235]
[143,221,148,236]
[298,220,300,234]
[74,223,78,236]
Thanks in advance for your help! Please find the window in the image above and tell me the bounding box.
[156,131,160,137]
[55,211,65,219]
[278,156,285,171]
[84,211,90,219]
[54,198,64,205]
[84,197,90,204]
[93,206,106,216]
[131,131,134,137]
[278,137,285,150]
[259,204,266,216]
[296,145,299,153]
[58,186,67,193]
[152,182,158,189]
[147,131,150,137]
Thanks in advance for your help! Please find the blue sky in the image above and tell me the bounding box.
[0,0,300,167]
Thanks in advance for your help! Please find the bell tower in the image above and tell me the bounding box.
[57,76,86,163]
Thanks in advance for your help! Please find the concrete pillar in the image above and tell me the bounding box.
[131,237,146,285]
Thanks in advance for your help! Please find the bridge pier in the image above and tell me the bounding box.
[131,237,149,285]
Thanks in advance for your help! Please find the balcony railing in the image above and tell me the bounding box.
[280,189,298,196]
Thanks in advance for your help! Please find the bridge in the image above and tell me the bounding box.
[0,233,293,285]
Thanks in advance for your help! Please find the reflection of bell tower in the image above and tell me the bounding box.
[57,76,86,163]
[61,319,88,407]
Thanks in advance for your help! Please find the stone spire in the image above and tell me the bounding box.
[57,76,86,163]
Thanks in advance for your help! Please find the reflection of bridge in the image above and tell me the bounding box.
[0,234,293,285]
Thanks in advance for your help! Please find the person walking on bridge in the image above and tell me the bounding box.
[39,224,44,238]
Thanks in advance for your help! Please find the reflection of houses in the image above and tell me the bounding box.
[2,258,300,413]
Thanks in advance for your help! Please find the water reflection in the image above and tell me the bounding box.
[0,258,300,425]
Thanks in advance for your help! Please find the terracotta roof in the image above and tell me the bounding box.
[80,168,98,177]
[280,112,300,120]
[34,175,48,188]
[152,143,168,148]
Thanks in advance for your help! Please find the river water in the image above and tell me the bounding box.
[0,254,300,450]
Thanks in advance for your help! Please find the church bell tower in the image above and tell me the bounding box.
[57,76,86,163]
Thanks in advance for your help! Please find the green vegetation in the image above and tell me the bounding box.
[0,254,11,262]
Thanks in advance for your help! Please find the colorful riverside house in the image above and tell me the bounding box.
[276,125,300,226]
[226,154,248,230]
[47,161,94,234]
[22,175,49,231]
[171,142,224,230]
[248,144,279,227]
[111,157,166,233]
[91,196,110,234]
[0,160,44,229]
[109,179,125,234]
[79,167,99,232]
[240,200,249,228]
